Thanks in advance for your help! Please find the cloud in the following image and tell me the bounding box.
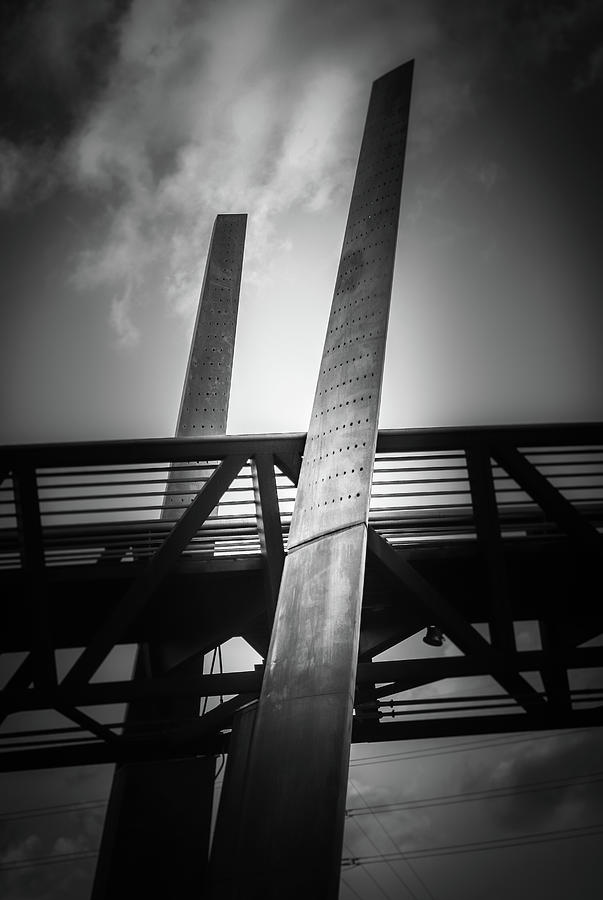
[472,729,603,830]
[0,139,60,209]
[60,0,461,345]
[0,833,40,865]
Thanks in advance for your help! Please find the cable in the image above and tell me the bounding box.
[346,770,603,816]
[349,727,599,767]
[340,872,365,900]
[348,796,417,900]
[349,778,435,900]
[0,800,107,824]
[0,850,99,872]
[342,822,603,866]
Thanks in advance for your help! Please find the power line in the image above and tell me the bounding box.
[345,770,603,816]
[342,822,603,867]
[0,799,107,823]
[0,850,98,872]
[2,765,600,826]
[347,791,419,900]
[349,777,437,900]
[348,728,598,767]
[341,872,365,900]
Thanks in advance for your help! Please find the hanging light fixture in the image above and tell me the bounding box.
[423,625,444,647]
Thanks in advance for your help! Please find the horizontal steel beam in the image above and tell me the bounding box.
[2,421,601,468]
[4,648,602,713]
[2,706,601,773]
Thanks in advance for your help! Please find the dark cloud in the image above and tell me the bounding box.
[0,0,128,144]
[467,729,603,831]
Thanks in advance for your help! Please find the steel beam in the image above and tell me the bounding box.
[252,453,285,614]
[210,61,414,900]
[13,467,56,689]
[493,444,603,552]
[466,446,516,653]
[366,526,547,714]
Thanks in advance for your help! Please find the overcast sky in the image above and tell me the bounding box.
[1,1,602,898]
[1,0,602,445]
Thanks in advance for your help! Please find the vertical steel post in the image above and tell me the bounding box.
[92,215,247,899]
[211,61,413,899]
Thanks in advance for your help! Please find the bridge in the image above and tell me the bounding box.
[2,421,603,773]
[1,59,602,899]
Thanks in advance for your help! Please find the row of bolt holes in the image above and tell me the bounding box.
[355,165,404,190]
[306,492,362,509]
[313,465,364,486]
[319,419,371,435]
[318,375,374,396]
[347,211,396,234]
[328,313,378,334]
[326,334,379,352]
[332,298,381,315]
[322,356,377,375]
[345,226,396,246]
[314,396,372,417]
[311,441,367,461]
[335,278,380,297]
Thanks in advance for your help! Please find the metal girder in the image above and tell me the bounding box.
[61,455,246,690]
[13,466,56,689]
[5,649,602,716]
[493,444,603,552]
[252,453,285,613]
[2,670,263,712]
[353,707,603,743]
[3,422,601,472]
[366,526,547,714]
[466,446,516,654]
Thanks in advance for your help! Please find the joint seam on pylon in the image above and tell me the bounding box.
[286,519,367,555]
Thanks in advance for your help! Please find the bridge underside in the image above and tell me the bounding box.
[1,423,602,772]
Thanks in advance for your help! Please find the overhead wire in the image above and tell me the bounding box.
[347,789,419,900]
[342,821,603,867]
[0,849,99,872]
[345,770,603,816]
[349,778,436,900]
[348,727,599,768]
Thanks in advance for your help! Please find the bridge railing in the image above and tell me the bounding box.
[1,422,602,573]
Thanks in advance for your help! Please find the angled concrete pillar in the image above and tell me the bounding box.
[163,213,247,518]
[210,62,413,899]
[93,214,247,900]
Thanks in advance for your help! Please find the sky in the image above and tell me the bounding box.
[1,0,602,897]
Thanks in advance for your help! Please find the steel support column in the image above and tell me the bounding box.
[210,61,414,899]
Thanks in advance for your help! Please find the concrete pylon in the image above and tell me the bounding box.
[92,214,247,899]
[209,61,414,899]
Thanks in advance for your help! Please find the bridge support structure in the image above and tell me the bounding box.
[92,214,247,899]
[209,61,414,900]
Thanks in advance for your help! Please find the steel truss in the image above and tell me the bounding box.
[1,421,602,772]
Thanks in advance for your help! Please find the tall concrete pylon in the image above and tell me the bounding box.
[92,214,247,899]
[163,212,247,518]
[210,61,414,899]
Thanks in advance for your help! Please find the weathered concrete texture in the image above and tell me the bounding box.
[213,61,414,900]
